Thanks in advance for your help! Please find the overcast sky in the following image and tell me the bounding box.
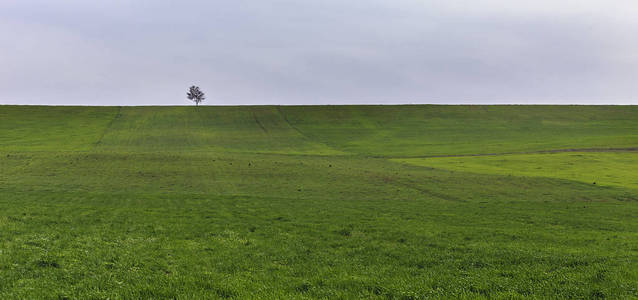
[1,1,638,105]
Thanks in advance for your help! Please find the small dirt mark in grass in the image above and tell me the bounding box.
[296,282,311,292]
[590,290,606,299]
[36,260,60,268]
[336,228,351,237]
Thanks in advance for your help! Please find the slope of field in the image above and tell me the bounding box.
[97,106,345,155]
[1,105,637,298]
[281,105,638,156]
[0,106,118,151]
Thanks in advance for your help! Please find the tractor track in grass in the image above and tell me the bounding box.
[94,106,122,147]
[276,106,304,137]
[383,147,638,159]
[252,111,268,133]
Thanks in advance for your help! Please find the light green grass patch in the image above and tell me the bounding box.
[395,152,638,190]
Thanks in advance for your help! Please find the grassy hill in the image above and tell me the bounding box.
[1,105,637,298]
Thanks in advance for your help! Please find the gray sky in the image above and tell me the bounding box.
[1,0,638,105]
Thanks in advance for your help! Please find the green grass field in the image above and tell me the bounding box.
[1,105,637,299]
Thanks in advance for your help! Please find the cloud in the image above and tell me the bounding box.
[1,0,637,105]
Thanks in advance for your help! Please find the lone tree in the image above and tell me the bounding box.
[187,86,205,106]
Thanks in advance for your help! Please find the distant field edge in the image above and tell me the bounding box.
[2,104,638,108]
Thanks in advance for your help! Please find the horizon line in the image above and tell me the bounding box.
[1,103,637,107]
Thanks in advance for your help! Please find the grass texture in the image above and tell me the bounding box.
[0,105,637,298]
